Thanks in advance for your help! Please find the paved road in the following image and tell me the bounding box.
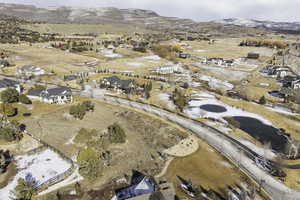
[88,93,300,200]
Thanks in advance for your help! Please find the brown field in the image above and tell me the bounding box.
[164,141,247,199]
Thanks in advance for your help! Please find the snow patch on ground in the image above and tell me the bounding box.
[194,49,207,52]
[158,93,176,110]
[199,75,234,91]
[127,62,144,67]
[239,139,277,159]
[38,167,83,196]
[266,106,297,116]
[184,94,272,125]
[141,55,161,60]
[0,149,71,199]
[103,50,122,58]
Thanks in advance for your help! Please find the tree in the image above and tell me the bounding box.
[19,94,31,104]
[0,103,17,117]
[69,104,86,120]
[82,101,94,112]
[77,148,103,180]
[108,123,126,144]
[1,88,19,103]
[13,177,36,200]
[259,96,266,105]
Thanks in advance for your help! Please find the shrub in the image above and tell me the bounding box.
[108,123,126,144]
[170,88,189,112]
[259,96,266,105]
[13,178,36,200]
[0,103,17,117]
[69,104,86,120]
[69,101,95,120]
[1,88,19,103]
[74,128,97,144]
[82,101,94,112]
[19,94,32,104]
[77,148,103,180]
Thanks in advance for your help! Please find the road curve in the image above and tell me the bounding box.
[90,94,300,200]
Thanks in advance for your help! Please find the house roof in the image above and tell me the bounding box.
[0,78,19,89]
[116,171,157,200]
[27,89,42,97]
[44,86,71,96]
[28,86,71,98]
[104,76,135,89]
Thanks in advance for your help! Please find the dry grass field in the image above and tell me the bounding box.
[21,23,154,35]
[183,38,274,59]
[0,43,96,76]
[164,140,247,199]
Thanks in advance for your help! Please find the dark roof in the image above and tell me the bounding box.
[28,86,71,98]
[27,89,42,97]
[0,78,19,89]
[43,86,71,97]
[116,171,157,200]
[104,76,135,89]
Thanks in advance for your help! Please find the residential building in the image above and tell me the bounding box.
[149,64,184,74]
[16,65,47,80]
[0,78,21,92]
[282,76,300,89]
[100,76,138,94]
[247,53,260,59]
[266,66,290,78]
[27,86,72,104]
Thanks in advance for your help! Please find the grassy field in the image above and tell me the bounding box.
[164,140,247,198]
[0,43,95,76]
[183,38,274,59]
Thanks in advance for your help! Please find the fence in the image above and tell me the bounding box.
[25,131,75,192]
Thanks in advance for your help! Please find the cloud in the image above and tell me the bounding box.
[0,0,299,21]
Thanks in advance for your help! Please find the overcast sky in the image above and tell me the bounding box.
[0,0,299,22]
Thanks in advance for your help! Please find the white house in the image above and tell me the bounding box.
[149,64,184,74]
[27,86,72,104]
[16,65,47,79]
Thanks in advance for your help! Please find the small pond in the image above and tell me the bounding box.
[231,116,288,152]
[200,104,227,113]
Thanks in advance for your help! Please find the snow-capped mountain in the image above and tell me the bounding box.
[215,18,300,34]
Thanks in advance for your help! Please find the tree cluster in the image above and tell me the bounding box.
[69,101,95,120]
[107,123,126,144]
[239,39,288,49]
[170,88,189,112]
[77,148,103,180]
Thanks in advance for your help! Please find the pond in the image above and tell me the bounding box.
[231,116,288,152]
[200,104,227,113]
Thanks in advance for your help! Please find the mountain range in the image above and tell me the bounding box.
[0,3,299,34]
[215,18,300,34]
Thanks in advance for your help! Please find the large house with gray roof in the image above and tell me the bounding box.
[27,86,72,104]
[100,76,139,94]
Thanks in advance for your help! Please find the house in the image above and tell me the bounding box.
[247,53,260,59]
[202,57,234,67]
[16,65,46,80]
[267,66,290,78]
[114,171,157,200]
[282,76,300,89]
[27,86,72,104]
[176,52,191,59]
[149,64,184,74]
[100,76,138,94]
[0,78,21,92]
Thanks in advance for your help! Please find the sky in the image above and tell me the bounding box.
[0,0,299,22]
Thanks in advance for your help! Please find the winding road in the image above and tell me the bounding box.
[85,92,300,200]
